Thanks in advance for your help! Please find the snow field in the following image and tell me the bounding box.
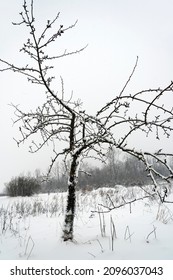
[0,186,173,260]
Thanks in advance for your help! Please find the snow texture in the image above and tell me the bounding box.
[0,186,173,260]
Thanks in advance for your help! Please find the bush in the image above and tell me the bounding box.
[6,176,40,197]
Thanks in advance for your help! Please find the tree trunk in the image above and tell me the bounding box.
[62,153,80,241]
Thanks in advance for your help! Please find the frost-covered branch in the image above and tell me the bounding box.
[1,0,173,240]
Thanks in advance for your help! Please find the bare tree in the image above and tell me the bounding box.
[1,0,173,241]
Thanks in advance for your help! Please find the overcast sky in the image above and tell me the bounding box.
[0,0,173,191]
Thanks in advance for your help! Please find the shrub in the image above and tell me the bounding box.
[6,176,40,197]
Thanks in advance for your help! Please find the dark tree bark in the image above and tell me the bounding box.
[63,154,79,240]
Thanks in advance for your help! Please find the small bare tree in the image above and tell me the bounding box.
[1,0,173,241]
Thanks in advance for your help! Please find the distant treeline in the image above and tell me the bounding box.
[40,150,172,193]
[4,150,172,196]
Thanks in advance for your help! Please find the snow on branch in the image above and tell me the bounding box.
[1,0,173,208]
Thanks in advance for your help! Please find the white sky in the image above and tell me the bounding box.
[0,0,173,191]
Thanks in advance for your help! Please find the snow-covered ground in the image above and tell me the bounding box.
[0,186,173,260]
